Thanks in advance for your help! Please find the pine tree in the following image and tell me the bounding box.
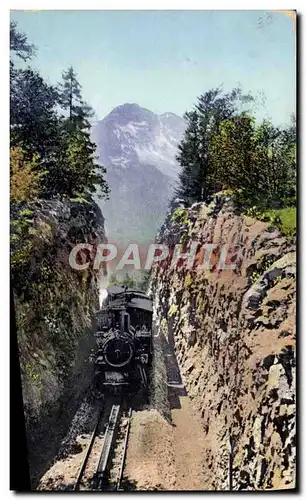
[50,127,108,199]
[209,114,258,199]
[176,87,254,204]
[9,24,108,201]
[252,121,296,207]
[10,21,57,158]
[58,66,93,129]
[57,67,109,200]
[208,114,296,209]
[10,21,36,62]
[10,68,60,160]
[175,111,203,203]
[10,23,60,196]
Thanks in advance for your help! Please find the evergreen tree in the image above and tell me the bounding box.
[57,67,109,200]
[252,121,296,207]
[10,21,36,62]
[10,22,61,196]
[10,68,60,161]
[58,66,93,129]
[208,115,296,209]
[50,127,108,199]
[176,87,254,204]
[10,20,57,158]
[208,114,258,198]
[10,23,109,202]
[175,111,203,203]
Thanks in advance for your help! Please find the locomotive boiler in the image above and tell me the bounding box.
[92,286,152,397]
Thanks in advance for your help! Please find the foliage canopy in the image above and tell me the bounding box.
[175,87,296,214]
[10,22,109,203]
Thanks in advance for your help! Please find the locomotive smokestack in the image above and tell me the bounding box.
[124,312,130,332]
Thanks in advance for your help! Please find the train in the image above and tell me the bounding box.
[91,285,153,397]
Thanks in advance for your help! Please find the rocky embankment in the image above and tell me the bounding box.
[11,199,106,487]
[151,194,296,490]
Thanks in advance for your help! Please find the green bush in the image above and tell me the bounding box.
[246,206,296,239]
[264,207,296,238]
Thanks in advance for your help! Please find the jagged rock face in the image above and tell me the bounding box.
[151,195,296,491]
[12,199,106,415]
[92,103,186,243]
[11,200,107,486]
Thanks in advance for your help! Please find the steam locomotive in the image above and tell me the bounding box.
[92,286,153,397]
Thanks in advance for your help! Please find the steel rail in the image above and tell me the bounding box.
[73,405,103,491]
[116,407,132,491]
[94,403,121,489]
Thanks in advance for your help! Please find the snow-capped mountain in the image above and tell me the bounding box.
[92,103,186,244]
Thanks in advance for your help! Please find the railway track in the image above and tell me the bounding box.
[73,399,132,491]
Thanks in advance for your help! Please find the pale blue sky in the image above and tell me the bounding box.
[10,10,296,125]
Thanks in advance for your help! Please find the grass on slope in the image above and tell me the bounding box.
[265,207,296,239]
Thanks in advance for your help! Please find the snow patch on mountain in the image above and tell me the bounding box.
[111,156,130,168]
[92,103,186,243]
[108,115,184,177]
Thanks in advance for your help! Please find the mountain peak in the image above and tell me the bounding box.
[104,103,183,122]
[105,102,155,125]
[92,103,186,243]
[113,102,140,112]
[93,103,186,176]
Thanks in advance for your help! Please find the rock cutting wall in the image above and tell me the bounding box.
[151,195,296,490]
[11,200,107,486]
